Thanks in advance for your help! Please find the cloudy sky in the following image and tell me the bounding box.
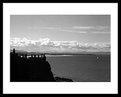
[10,15,110,53]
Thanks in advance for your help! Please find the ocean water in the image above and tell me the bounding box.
[47,54,110,82]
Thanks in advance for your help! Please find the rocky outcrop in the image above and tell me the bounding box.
[54,77,73,82]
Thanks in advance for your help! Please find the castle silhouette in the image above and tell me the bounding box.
[10,48,55,82]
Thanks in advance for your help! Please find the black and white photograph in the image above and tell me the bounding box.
[3,3,118,94]
[10,15,110,82]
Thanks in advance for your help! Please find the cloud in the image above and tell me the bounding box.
[91,31,110,34]
[38,38,50,45]
[27,26,110,34]
[28,26,61,30]
[10,37,110,53]
[10,37,30,46]
[60,29,87,34]
[72,26,94,30]
[72,26,110,34]
[72,26,109,30]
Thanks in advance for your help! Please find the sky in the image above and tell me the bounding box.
[10,15,110,53]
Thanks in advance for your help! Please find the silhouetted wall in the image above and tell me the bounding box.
[10,49,55,82]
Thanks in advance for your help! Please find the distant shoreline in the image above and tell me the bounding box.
[10,49,110,56]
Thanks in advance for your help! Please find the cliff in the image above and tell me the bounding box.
[10,50,55,82]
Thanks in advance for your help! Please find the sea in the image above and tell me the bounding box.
[46,54,110,82]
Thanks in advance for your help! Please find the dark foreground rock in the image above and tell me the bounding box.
[54,77,73,82]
